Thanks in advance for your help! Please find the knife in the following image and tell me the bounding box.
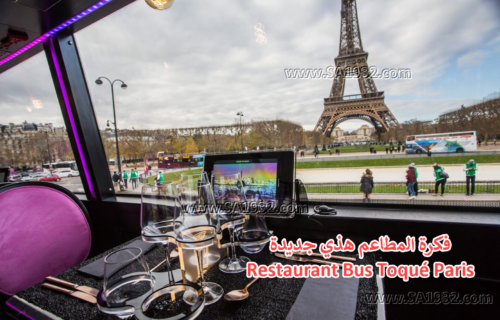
[42,283,97,304]
[293,251,356,262]
[45,276,99,297]
[273,253,342,267]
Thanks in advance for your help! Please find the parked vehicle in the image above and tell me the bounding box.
[406,131,477,154]
[8,174,22,182]
[56,169,80,178]
[39,174,61,182]
[22,173,48,182]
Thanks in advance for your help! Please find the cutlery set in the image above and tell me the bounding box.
[41,250,181,304]
[41,279,97,304]
[42,249,355,304]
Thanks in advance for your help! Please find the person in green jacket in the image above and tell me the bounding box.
[432,163,446,196]
[130,168,138,189]
[122,170,128,189]
[157,171,164,186]
[464,159,478,196]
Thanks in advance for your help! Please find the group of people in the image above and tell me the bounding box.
[360,159,479,200]
[112,168,140,191]
[385,145,405,154]
[111,166,166,191]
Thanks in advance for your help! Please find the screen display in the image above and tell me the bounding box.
[213,158,277,203]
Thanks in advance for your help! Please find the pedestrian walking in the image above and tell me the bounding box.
[390,147,393,154]
[329,150,332,156]
[112,171,120,189]
[406,165,417,200]
[464,159,478,196]
[432,164,448,197]
[156,171,164,186]
[145,166,149,177]
[148,165,152,175]
[402,145,405,152]
[397,145,401,153]
[411,163,419,197]
[119,177,125,191]
[130,168,138,189]
[478,140,482,147]
[385,147,389,154]
[122,170,128,189]
[360,168,374,202]
[494,138,497,145]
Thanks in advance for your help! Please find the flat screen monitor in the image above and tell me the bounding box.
[203,151,295,205]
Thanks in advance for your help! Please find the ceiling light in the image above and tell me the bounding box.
[145,0,175,10]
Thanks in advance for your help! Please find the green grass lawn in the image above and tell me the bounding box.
[297,154,500,169]
[317,145,392,154]
[142,168,202,184]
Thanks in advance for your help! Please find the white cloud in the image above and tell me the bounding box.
[457,50,489,67]
[1,0,500,132]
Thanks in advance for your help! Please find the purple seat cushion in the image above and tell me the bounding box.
[0,186,91,295]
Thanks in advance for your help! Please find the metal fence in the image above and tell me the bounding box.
[304,196,500,208]
[303,181,500,194]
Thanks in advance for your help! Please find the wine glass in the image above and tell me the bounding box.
[212,172,250,273]
[238,214,270,254]
[141,182,180,285]
[141,183,205,318]
[101,247,153,319]
[175,179,224,305]
[179,172,210,188]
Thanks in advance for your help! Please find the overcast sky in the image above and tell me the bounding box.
[1,0,499,132]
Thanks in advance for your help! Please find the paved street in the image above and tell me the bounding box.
[49,163,500,202]
[53,176,86,193]
[297,164,500,183]
[308,193,499,202]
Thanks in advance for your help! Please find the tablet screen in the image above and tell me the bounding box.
[213,158,277,203]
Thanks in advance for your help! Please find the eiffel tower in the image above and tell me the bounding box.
[314,0,399,138]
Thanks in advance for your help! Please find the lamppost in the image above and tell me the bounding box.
[45,131,51,164]
[95,77,127,175]
[236,111,244,151]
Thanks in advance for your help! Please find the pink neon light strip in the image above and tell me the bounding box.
[49,38,96,199]
[0,0,113,67]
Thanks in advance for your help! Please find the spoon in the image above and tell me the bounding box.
[224,262,277,301]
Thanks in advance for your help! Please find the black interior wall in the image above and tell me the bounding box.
[82,201,500,319]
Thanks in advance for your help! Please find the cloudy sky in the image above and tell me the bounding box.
[1,0,499,132]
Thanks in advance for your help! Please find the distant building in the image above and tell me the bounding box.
[334,124,376,142]
[0,121,67,167]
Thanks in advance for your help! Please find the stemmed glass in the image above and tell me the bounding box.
[175,178,224,305]
[238,214,270,254]
[212,172,250,273]
[141,182,180,285]
[140,182,204,319]
[101,247,154,319]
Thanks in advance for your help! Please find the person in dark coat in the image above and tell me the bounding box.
[360,168,374,202]
[385,147,389,154]
[112,171,120,189]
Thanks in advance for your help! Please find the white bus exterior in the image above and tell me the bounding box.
[405,131,477,154]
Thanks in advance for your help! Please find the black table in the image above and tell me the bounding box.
[5,237,378,320]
